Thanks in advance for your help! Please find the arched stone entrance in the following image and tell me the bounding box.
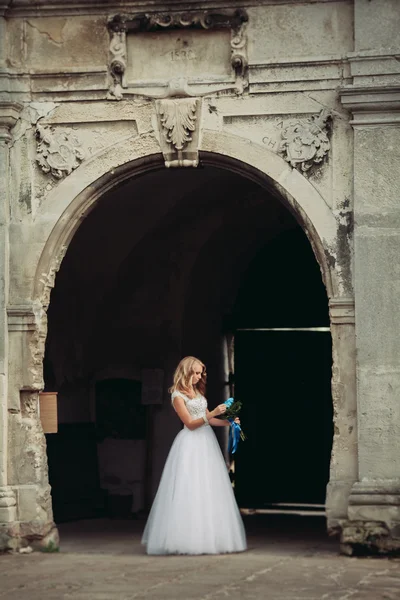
[4,132,356,550]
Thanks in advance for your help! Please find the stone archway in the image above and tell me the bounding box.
[27,128,346,301]
[5,131,356,549]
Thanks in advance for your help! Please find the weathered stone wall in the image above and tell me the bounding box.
[0,0,398,554]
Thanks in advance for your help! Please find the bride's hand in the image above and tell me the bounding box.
[211,404,227,418]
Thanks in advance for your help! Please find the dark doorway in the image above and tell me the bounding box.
[233,229,333,508]
[42,163,332,529]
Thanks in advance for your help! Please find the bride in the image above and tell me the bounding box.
[142,356,247,555]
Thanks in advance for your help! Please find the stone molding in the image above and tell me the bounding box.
[2,0,272,17]
[155,97,202,167]
[346,480,400,549]
[349,480,400,505]
[0,487,16,507]
[7,306,36,332]
[347,50,400,87]
[0,487,17,523]
[340,85,400,126]
[0,101,23,142]
[35,124,85,179]
[329,298,355,325]
[107,8,248,99]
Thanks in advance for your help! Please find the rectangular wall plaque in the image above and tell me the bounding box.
[39,392,58,433]
[126,29,232,86]
[107,10,248,99]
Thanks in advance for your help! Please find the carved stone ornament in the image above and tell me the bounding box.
[36,124,85,179]
[278,109,332,173]
[155,97,202,167]
[108,23,127,100]
[107,9,248,100]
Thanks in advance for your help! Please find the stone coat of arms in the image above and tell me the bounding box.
[279,109,331,173]
[36,124,85,179]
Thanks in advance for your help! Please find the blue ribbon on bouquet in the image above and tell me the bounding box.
[227,419,242,454]
[224,398,242,455]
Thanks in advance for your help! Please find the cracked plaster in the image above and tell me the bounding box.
[26,18,67,46]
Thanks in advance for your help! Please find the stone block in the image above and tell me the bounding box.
[0,505,17,523]
[340,519,400,555]
[355,233,400,367]
[0,487,17,523]
[14,485,38,522]
[21,17,108,71]
[355,0,400,52]
[247,3,353,61]
[29,526,59,553]
[0,523,20,552]
[326,480,355,530]
[354,127,400,221]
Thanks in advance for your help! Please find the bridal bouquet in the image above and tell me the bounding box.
[221,397,246,454]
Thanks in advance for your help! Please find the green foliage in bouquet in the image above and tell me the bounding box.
[222,400,243,421]
[217,398,246,442]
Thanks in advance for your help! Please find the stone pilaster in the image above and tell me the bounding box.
[0,102,23,549]
[340,84,400,553]
[326,299,358,531]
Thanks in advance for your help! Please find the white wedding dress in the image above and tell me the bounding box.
[141,391,247,555]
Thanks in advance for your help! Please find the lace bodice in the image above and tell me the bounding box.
[171,391,208,420]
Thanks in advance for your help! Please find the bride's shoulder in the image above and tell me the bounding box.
[171,389,188,403]
[171,389,206,403]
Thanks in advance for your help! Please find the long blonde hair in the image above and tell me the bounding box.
[169,356,207,398]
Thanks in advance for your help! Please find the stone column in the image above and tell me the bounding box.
[338,0,400,554]
[0,102,23,549]
[340,84,400,553]
[326,299,358,532]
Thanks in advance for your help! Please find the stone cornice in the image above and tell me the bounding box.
[0,101,23,142]
[329,298,355,325]
[340,85,400,126]
[7,305,36,332]
[347,49,400,83]
[1,0,350,17]
[349,480,400,505]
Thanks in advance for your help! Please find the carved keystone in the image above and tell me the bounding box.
[155,97,202,167]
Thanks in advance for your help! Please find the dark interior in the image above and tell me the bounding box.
[43,164,332,522]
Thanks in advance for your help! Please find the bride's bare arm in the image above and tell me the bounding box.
[206,410,241,427]
[173,396,226,430]
[207,409,229,427]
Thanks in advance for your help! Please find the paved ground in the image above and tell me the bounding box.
[1,514,400,599]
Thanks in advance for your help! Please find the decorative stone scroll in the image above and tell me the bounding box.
[108,18,127,100]
[278,109,331,173]
[35,124,85,179]
[107,9,248,100]
[155,97,202,167]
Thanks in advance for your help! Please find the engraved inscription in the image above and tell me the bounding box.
[126,30,232,84]
[224,111,331,176]
[107,10,248,98]
[168,49,197,61]
[262,119,284,150]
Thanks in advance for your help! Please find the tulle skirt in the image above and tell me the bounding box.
[141,424,247,555]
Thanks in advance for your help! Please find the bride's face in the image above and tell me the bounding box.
[191,362,203,386]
